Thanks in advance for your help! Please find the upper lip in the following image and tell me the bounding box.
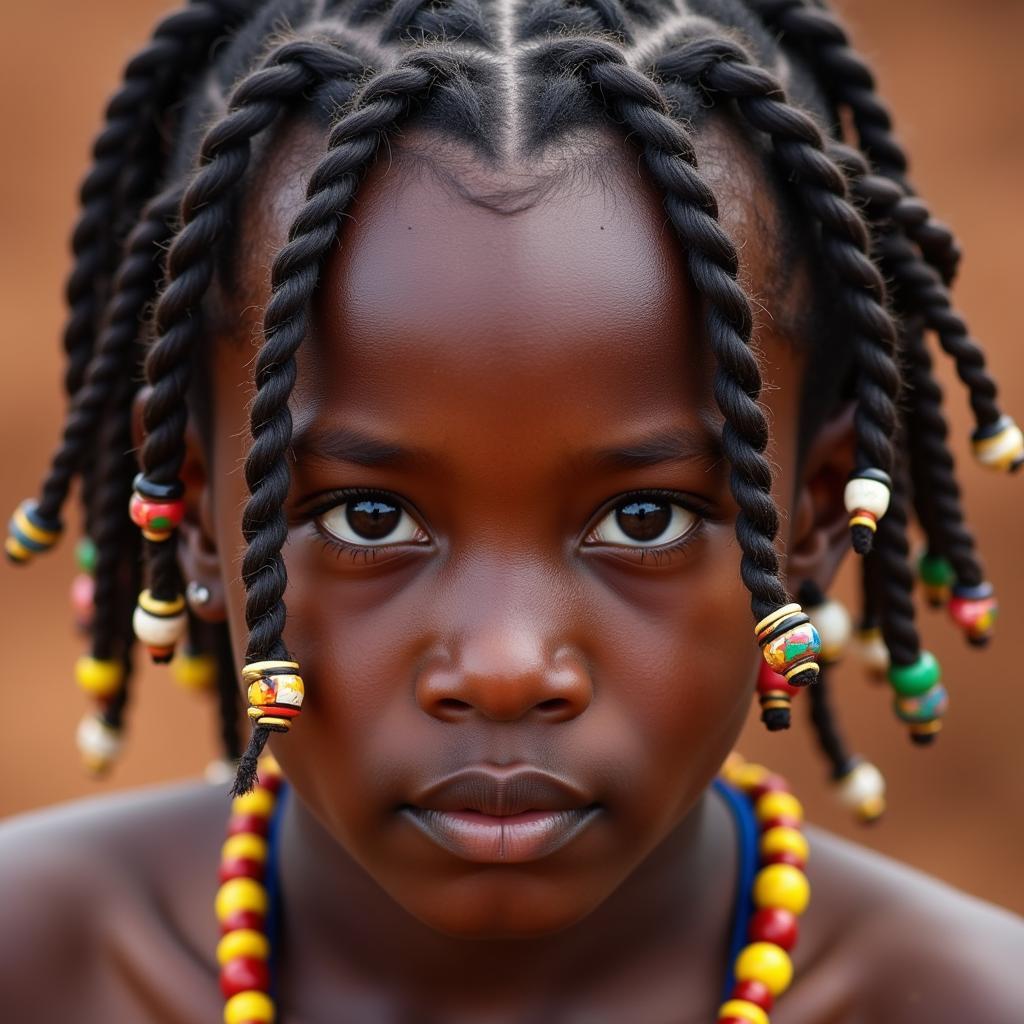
[407,767,595,817]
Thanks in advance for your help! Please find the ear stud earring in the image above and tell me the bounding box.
[186,580,212,609]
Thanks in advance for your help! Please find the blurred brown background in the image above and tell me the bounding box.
[1,1,1021,914]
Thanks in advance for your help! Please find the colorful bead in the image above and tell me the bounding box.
[219,909,265,935]
[730,979,774,1012]
[215,878,268,922]
[887,651,940,697]
[223,989,275,1024]
[947,582,998,645]
[855,626,890,681]
[74,655,123,698]
[918,551,955,607]
[748,907,798,951]
[216,928,270,966]
[75,536,97,574]
[893,683,948,743]
[75,713,122,775]
[242,660,304,732]
[756,663,798,731]
[734,942,793,997]
[717,999,768,1024]
[755,791,803,826]
[69,572,95,632]
[760,826,809,865]
[172,651,217,691]
[971,414,1024,472]
[753,864,810,916]
[132,589,187,662]
[836,760,886,822]
[755,604,821,685]
[5,499,62,564]
[128,473,185,542]
[843,468,892,537]
[806,598,851,664]
[220,956,271,999]
[219,857,264,884]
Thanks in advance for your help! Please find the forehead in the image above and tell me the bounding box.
[219,115,805,451]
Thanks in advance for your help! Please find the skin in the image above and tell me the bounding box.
[1,116,1022,1022]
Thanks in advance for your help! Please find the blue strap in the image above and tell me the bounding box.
[264,780,288,1006]
[711,777,759,1003]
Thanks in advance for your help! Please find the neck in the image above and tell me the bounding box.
[275,784,738,1017]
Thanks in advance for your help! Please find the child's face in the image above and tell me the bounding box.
[190,116,833,937]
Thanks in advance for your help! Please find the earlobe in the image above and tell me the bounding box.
[786,403,857,594]
[131,388,227,624]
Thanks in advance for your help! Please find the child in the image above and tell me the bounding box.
[1,0,1022,1021]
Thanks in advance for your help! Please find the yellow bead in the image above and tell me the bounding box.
[216,928,270,965]
[231,787,274,818]
[718,999,769,1024]
[734,941,793,996]
[730,762,769,792]
[755,790,803,825]
[247,677,277,707]
[222,833,268,863]
[171,653,217,692]
[215,877,268,922]
[760,825,809,863]
[224,990,275,1024]
[74,655,124,698]
[753,863,810,916]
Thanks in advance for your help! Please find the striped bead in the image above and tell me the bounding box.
[5,499,61,564]
[971,414,1024,472]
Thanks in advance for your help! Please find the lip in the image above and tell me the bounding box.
[400,767,601,864]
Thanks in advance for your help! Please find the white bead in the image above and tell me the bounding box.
[809,600,852,662]
[974,422,1024,468]
[857,631,890,675]
[844,477,891,518]
[132,605,187,647]
[76,714,122,764]
[838,761,886,810]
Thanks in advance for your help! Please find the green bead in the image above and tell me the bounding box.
[918,552,954,588]
[888,651,941,697]
[75,536,97,575]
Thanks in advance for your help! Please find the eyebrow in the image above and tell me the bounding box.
[589,427,722,471]
[291,425,426,468]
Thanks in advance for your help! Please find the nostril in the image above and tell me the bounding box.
[537,698,571,713]
[437,698,471,713]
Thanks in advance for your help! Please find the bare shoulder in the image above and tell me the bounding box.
[790,825,1024,1024]
[0,779,229,1023]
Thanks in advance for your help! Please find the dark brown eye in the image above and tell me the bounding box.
[587,495,698,548]
[317,494,426,547]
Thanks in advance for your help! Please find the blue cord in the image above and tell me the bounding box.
[263,780,288,1007]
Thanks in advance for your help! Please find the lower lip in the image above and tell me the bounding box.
[401,806,601,863]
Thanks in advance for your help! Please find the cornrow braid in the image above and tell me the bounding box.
[749,0,962,287]
[652,35,902,557]
[233,49,470,794]
[381,0,495,45]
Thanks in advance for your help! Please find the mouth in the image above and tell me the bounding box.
[400,766,602,864]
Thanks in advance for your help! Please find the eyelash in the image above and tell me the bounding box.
[303,487,712,564]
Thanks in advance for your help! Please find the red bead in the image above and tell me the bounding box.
[760,815,801,831]
[731,979,774,1012]
[218,857,264,884]
[748,907,799,951]
[257,771,282,794]
[219,956,271,998]
[227,813,270,838]
[750,774,791,800]
[757,663,799,698]
[763,851,806,870]
[718,1019,748,1024]
[219,909,265,934]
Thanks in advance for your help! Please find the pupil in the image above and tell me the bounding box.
[346,499,400,540]
[616,500,670,542]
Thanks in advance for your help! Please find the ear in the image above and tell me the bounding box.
[131,388,227,623]
[786,402,856,595]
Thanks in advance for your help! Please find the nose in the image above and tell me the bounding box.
[416,627,593,724]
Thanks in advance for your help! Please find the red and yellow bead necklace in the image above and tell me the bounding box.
[214,753,810,1024]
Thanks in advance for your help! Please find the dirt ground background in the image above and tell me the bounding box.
[1,1,1021,915]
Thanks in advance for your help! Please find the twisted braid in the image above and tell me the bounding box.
[538,38,787,621]
[60,0,251,399]
[141,41,367,604]
[748,0,961,286]
[654,36,902,555]
[232,50,465,793]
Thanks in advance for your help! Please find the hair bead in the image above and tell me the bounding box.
[917,550,955,608]
[888,652,948,743]
[172,650,218,692]
[75,712,123,775]
[755,604,821,686]
[843,469,892,554]
[854,625,890,681]
[756,662,798,732]
[947,581,998,646]
[971,414,1024,472]
[5,499,63,564]
[74,655,124,698]
[806,598,851,664]
[242,661,305,732]
[835,760,886,823]
[132,589,187,662]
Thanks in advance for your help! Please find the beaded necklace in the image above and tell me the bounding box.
[215,753,810,1024]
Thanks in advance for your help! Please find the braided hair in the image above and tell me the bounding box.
[10,0,1018,798]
